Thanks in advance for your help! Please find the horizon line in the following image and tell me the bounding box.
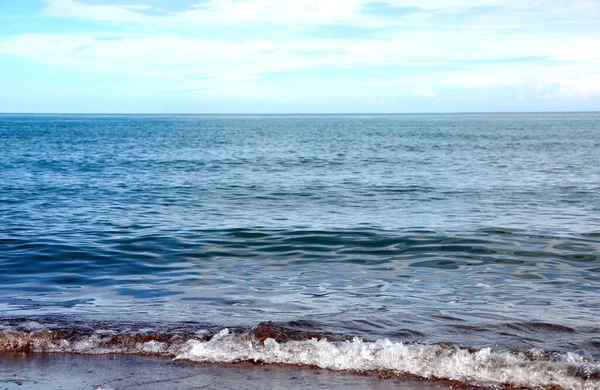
[1,110,599,116]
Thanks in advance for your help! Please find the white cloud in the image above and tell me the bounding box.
[537,76,600,101]
[0,0,597,109]
[1,30,598,94]
[411,87,438,99]
[42,0,366,26]
[44,0,156,23]
[40,0,600,29]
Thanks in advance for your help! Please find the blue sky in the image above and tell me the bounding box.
[0,0,599,113]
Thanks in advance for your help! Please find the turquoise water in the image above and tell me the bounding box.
[1,113,599,388]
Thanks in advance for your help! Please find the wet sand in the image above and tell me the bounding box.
[0,354,458,390]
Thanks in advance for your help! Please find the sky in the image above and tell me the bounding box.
[0,0,599,113]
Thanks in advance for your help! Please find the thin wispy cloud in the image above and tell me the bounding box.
[361,2,423,17]
[0,0,598,112]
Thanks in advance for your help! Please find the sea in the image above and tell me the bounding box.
[1,113,599,389]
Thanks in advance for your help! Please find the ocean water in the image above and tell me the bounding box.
[1,113,599,389]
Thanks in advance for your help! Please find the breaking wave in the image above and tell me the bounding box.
[1,320,599,389]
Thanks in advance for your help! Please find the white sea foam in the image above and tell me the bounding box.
[2,324,599,389]
[176,329,600,390]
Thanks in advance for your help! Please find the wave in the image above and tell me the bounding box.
[1,320,599,389]
[178,329,600,390]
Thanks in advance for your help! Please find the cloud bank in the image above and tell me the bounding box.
[0,0,598,112]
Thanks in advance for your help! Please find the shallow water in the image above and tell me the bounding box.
[1,354,456,390]
[1,113,599,388]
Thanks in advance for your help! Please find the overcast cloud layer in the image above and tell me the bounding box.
[0,0,599,113]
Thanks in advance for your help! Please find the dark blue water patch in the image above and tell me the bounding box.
[0,227,598,338]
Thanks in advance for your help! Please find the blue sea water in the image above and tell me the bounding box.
[1,113,599,388]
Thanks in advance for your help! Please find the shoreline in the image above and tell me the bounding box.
[0,353,459,390]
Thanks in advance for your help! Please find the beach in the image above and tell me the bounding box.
[1,353,460,390]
